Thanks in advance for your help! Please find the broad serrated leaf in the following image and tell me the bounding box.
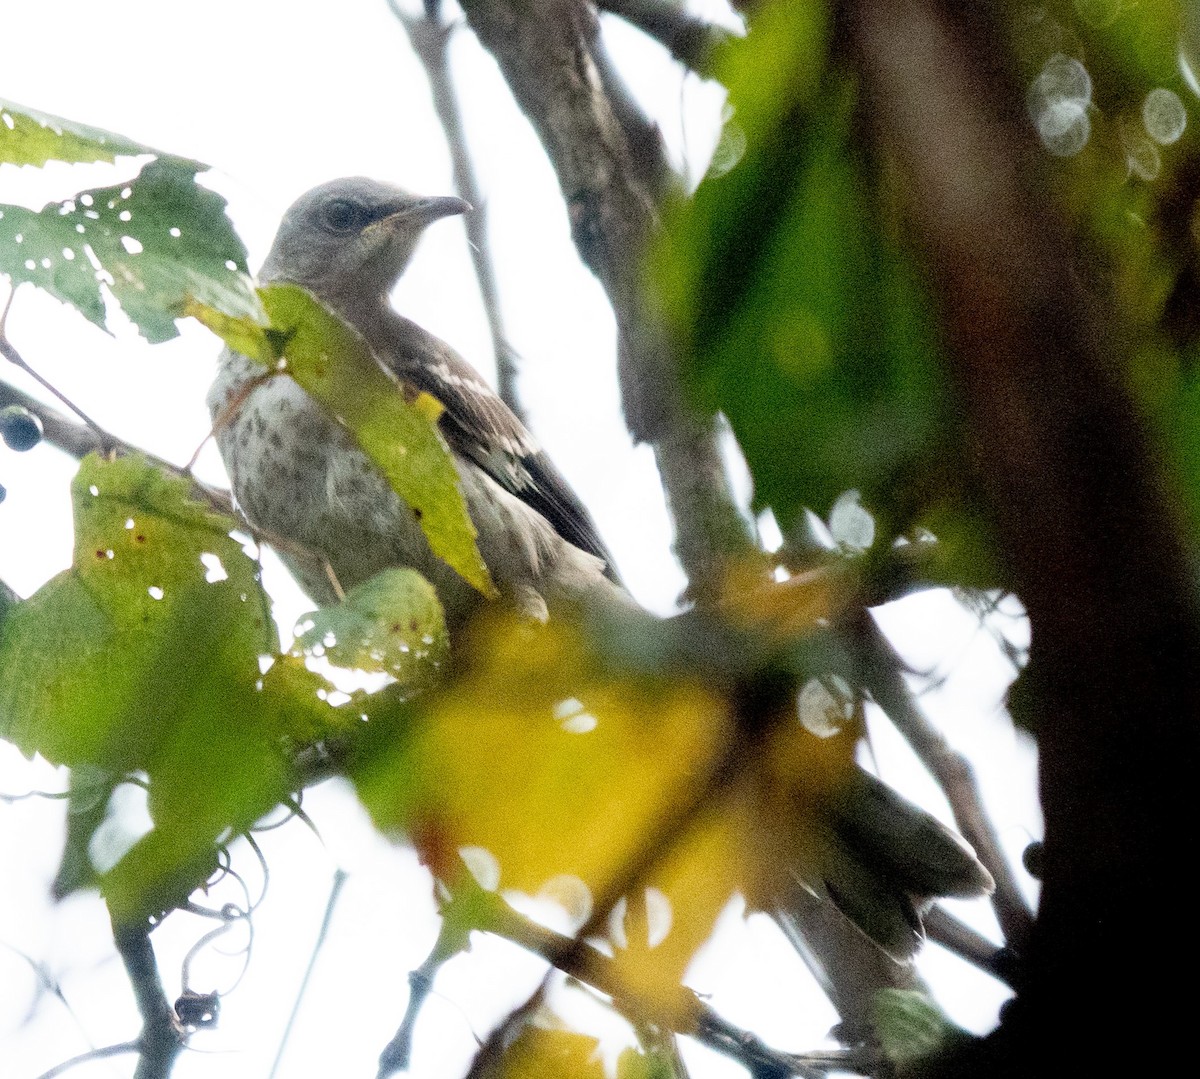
[0,156,263,342]
[0,99,157,167]
[195,284,494,597]
[0,454,290,920]
[0,453,273,764]
[293,567,448,682]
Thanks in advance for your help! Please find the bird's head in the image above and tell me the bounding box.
[260,177,469,303]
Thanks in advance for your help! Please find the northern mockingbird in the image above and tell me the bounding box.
[208,177,993,960]
[208,177,624,627]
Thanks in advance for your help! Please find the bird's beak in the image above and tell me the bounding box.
[383,195,471,227]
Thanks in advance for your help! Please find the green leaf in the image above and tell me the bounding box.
[665,72,952,533]
[0,157,264,343]
[873,989,973,1072]
[293,567,448,683]
[0,99,157,167]
[256,653,365,746]
[199,283,495,597]
[0,454,290,920]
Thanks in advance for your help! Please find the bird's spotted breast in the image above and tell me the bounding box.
[207,348,470,611]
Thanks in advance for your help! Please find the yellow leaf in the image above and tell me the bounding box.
[357,612,732,903]
[486,1026,605,1079]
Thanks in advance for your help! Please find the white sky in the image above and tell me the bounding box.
[1,3,1041,1078]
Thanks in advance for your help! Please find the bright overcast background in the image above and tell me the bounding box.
[1,2,1039,1078]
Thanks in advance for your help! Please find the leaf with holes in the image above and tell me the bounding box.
[293,567,448,683]
[0,454,291,919]
[0,156,264,342]
[0,99,157,167]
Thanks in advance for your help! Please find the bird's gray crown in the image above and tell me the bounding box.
[259,176,469,304]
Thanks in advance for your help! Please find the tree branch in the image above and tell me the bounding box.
[464,886,872,1077]
[850,0,1200,1071]
[595,0,733,75]
[459,0,753,595]
[0,377,234,517]
[111,918,185,1079]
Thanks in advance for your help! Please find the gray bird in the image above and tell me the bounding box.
[208,177,624,627]
[207,177,993,962]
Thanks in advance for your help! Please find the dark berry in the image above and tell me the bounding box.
[1022,840,1044,880]
[0,405,44,452]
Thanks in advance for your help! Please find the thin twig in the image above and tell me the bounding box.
[33,1041,141,1079]
[0,373,347,600]
[376,942,446,1076]
[0,376,235,516]
[268,869,347,1079]
[923,904,1016,989]
[0,298,116,446]
[463,886,870,1078]
[390,0,526,420]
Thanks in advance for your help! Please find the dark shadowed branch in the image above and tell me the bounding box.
[851,0,1200,1073]
[923,905,1016,989]
[596,0,733,75]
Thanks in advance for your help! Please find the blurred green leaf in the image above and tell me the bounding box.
[0,99,157,167]
[658,5,957,544]
[873,988,973,1073]
[616,1043,679,1079]
[293,567,448,682]
[0,156,263,343]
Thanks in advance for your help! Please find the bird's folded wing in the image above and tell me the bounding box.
[379,315,622,582]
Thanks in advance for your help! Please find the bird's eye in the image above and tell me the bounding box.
[320,198,363,233]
